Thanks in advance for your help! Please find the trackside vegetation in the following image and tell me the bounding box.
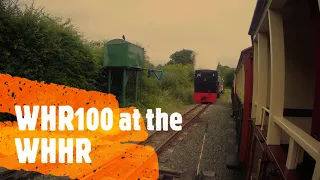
[0,0,234,121]
[0,0,195,120]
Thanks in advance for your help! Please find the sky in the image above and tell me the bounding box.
[21,0,257,69]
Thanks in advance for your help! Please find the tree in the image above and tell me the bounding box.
[216,62,235,88]
[166,49,196,66]
[154,64,163,69]
[0,0,100,90]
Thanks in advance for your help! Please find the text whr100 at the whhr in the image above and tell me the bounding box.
[14,105,183,131]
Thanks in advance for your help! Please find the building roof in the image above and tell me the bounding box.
[195,69,217,72]
[248,0,268,36]
[236,47,253,72]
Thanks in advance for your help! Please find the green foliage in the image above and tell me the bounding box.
[167,49,196,66]
[0,0,101,90]
[134,63,194,115]
[0,0,195,118]
[217,62,235,87]
[126,44,194,114]
[220,88,231,103]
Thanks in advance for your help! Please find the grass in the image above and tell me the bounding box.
[220,88,231,103]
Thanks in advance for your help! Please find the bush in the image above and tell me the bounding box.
[0,0,101,90]
[0,0,195,119]
[216,62,235,88]
[135,63,194,114]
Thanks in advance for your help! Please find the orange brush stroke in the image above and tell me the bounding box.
[0,74,159,180]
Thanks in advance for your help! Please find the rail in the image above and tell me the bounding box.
[82,104,210,180]
[260,106,269,131]
[155,104,211,154]
[142,104,202,143]
[273,116,320,180]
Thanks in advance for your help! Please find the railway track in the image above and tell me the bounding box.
[82,104,211,180]
[0,104,211,180]
[0,167,69,180]
[141,104,211,154]
[81,104,211,180]
[145,103,211,180]
[158,169,182,180]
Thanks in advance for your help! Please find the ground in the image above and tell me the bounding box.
[0,89,241,180]
[158,88,244,180]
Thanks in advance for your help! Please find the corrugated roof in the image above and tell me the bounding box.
[248,0,268,36]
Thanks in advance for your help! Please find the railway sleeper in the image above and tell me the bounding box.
[179,168,203,180]
[0,168,70,180]
[179,169,216,180]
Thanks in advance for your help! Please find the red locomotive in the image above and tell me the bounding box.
[194,69,219,103]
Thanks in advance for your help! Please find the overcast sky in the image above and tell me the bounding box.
[21,0,256,69]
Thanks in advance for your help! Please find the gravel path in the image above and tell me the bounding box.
[158,100,243,180]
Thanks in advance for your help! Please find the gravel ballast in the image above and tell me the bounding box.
[0,101,242,180]
[158,100,244,180]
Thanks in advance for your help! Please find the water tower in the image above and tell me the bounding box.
[104,38,163,107]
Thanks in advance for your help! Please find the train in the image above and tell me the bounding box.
[228,0,320,179]
[193,69,219,103]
